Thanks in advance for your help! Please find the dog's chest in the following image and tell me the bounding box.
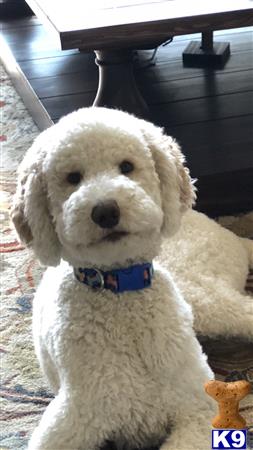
[43,267,180,353]
[35,265,189,432]
[55,274,172,358]
[37,265,188,403]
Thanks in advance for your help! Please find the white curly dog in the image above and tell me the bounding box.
[12,107,216,450]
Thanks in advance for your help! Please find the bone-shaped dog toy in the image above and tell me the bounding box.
[205,380,251,429]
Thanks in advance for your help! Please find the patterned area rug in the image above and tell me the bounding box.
[1,61,252,450]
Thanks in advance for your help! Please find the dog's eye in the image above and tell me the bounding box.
[66,172,82,185]
[119,160,134,175]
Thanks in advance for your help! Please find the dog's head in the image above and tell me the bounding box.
[11,108,195,267]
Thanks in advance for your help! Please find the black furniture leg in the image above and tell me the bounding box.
[93,49,150,119]
[183,30,230,67]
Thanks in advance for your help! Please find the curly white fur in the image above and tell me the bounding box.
[158,210,253,340]
[12,108,215,450]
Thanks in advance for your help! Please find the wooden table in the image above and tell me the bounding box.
[25,0,253,117]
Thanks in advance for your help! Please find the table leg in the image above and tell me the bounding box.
[93,49,150,119]
[182,31,230,67]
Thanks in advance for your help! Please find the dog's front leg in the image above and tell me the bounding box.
[28,391,101,450]
[160,413,213,450]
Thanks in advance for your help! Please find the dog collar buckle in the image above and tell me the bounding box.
[91,268,104,289]
[74,267,105,290]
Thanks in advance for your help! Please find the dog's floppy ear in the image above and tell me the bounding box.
[141,121,196,236]
[11,141,61,266]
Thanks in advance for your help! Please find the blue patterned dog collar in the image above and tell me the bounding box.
[74,262,154,294]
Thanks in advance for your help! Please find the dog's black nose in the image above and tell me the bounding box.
[91,200,120,229]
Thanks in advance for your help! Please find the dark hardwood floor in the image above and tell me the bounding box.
[1,15,253,216]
